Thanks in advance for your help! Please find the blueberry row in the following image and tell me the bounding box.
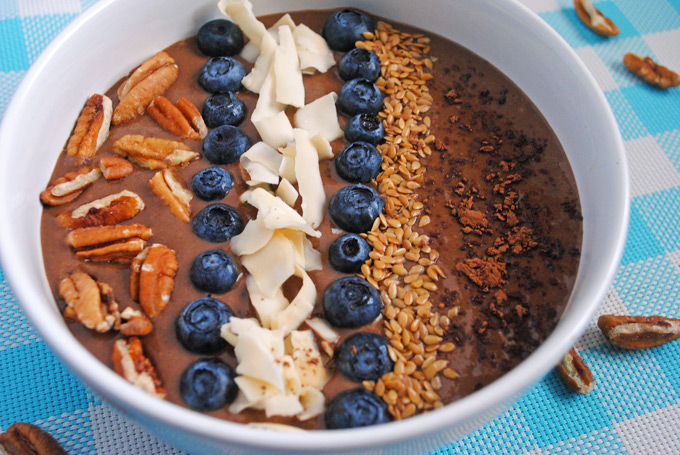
[175,19,249,414]
[322,9,395,428]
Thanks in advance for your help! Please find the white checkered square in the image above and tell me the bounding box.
[17,0,81,17]
[644,29,680,74]
[575,47,620,92]
[614,403,680,454]
[518,0,561,14]
[625,135,680,197]
[666,250,680,274]
[88,403,187,455]
[576,287,627,351]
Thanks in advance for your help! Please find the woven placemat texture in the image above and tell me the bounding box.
[1,0,679,453]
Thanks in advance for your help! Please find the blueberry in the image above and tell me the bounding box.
[328,184,384,233]
[328,233,371,273]
[191,167,233,201]
[198,57,246,93]
[180,358,237,411]
[323,276,382,328]
[190,249,239,294]
[335,332,394,382]
[203,125,251,165]
[325,388,391,429]
[338,48,381,82]
[335,142,382,183]
[176,297,233,353]
[344,114,385,145]
[202,92,247,128]
[337,79,383,116]
[191,203,244,243]
[322,9,374,52]
[197,19,245,57]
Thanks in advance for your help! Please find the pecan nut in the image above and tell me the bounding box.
[0,423,68,455]
[112,337,165,397]
[56,190,144,229]
[556,347,594,394]
[130,244,178,318]
[118,307,153,336]
[147,96,207,139]
[59,271,120,333]
[574,0,619,36]
[113,52,179,125]
[598,314,680,349]
[148,169,193,223]
[100,156,134,180]
[66,93,113,164]
[40,165,102,206]
[66,223,153,263]
[623,54,680,89]
[112,134,199,169]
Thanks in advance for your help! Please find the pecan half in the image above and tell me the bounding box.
[598,314,680,349]
[66,93,113,164]
[40,165,102,206]
[100,156,134,180]
[623,54,680,89]
[177,97,208,139]
[147,96,207,139]
[56,190,144,229]
[0,423,68,455]
[113,52,179,125]
[59,271,120,333]
[112,134,199,169]
[130,244,178,318]
[574,0,619,36]
[112,337,165,397]
[148,169,193,222]
[118,307,153,336]
[556,347,594,394]
[66,223,152,263]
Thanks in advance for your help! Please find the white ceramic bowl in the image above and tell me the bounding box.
[0,0,628,453]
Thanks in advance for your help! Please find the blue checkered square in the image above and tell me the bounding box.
[587,344,679,422]
[657,130,680,174]
[0,341,94,428]
[0,18,29,71]
[519,366,612,448]
[617,0,680,34]
[619,203,665,265]
[621,85,680,136]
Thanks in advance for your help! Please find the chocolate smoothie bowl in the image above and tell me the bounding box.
[0,0,628,453]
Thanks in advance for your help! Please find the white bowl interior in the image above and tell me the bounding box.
[0,0,628,453]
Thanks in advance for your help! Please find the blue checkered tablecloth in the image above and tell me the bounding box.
[1,0,679,453]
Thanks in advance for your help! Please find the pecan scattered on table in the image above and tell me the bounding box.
[599,314,680,349]
[0,422,68,455]
[623,53,680,89]
[574,0,620,36]
[556,347,594,394]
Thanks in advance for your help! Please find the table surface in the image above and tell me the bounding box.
[1,0,680,453]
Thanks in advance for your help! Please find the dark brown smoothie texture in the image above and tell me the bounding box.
[40,9,581,429]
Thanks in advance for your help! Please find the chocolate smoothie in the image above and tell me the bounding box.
[40,9,581,429]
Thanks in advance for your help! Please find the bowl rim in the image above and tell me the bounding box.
[0,0,629,451]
